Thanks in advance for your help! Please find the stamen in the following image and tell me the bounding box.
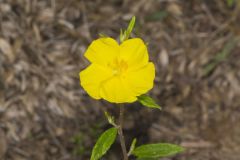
[108,59,128,76]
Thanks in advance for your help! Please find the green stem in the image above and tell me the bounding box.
[118,104,128,160]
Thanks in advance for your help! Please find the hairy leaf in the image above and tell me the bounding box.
[90,127,118,160]
[133,143,184,158]
[137,95,161,109]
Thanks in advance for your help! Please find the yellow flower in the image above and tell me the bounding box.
[79,37,155,103]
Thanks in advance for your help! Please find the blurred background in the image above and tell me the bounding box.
[0,0,240,159]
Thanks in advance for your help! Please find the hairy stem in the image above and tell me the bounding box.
[118,104,128,160]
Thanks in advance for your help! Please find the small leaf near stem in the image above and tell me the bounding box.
[120,16,136,43]
[104,111,117,127]
[125,16,136,40]
[90,127,118,160]
[128,138,137,156]
[137,94,161,109]
[120,29,125,43]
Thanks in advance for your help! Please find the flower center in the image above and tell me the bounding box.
[108,59,128,76]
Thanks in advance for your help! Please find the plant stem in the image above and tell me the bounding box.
[118,104,128,160]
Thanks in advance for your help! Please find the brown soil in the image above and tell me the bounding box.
[0,0,240,160]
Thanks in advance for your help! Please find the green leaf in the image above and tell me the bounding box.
[90,127,118,160]
[120,16,136,43]
[128,138,137,156]
[133,143,185,159]
[125,16,136,40]
[104,111,117,127]
[137,95,161,109]
[120,29,125,42]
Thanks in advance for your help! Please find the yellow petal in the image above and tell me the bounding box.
[84,38,120,66]
[99,77,137,103]
[120,38,148,70]
[124,62,155,96]
[79,64,113,99]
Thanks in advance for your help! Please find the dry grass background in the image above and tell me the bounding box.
[0,0,240,160]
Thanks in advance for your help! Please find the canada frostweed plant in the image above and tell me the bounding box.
[79,17,184,160]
